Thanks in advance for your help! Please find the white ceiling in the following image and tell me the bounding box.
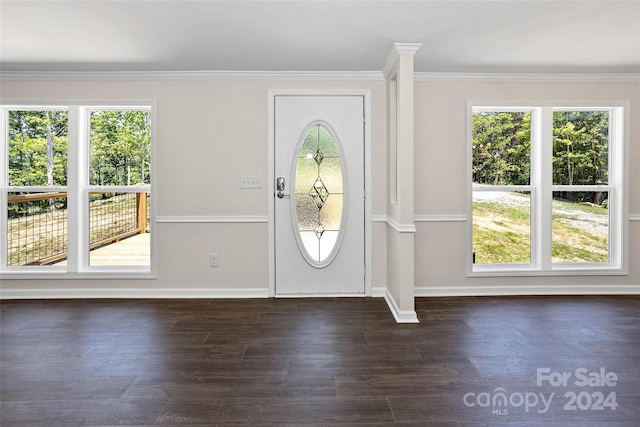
[1,0,639,74]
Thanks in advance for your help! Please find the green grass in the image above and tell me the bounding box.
[552,241,608,263]
[553,198,607,215]
[473,199,531,264]
[551,222,608,263]
[474,193,608,264]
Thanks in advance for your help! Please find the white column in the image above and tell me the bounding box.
[384,43,420,323]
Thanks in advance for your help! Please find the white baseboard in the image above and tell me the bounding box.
[382,288,419,323]
[0,288,270,300]
[5,285,635,300]
[371,286,386,297]
[414,284,640,297]
[274,293,366,298]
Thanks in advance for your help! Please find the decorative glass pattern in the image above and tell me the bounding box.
[309,177,329,210]
[295,124,344,264]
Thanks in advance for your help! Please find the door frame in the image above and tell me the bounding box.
[268,89,372,297]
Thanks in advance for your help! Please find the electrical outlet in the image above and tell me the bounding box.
[240,175,262,189]
[209,254,219,267]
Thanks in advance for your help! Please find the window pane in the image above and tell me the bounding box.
[472,111,531,186]
[553,111,609,185]
[8,110,68,186]
[295,124,343,264]
[473,191,531,264]
[552,191,608,263]
[6,191,68,266]
[89,110,151,186]
[89,192,150,266]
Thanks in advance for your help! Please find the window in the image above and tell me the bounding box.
[295,123,344,265]
[4,108,69,267]
[469,103,626,275]
[1,103,153,276]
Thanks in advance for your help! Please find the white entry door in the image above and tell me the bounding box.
[274,95,365,295]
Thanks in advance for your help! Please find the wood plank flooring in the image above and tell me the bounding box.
[1,296,639,426]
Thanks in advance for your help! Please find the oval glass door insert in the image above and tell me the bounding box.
[294,123,345,266]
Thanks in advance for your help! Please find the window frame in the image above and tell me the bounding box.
[467,101,628,277]
[0,101,156,279]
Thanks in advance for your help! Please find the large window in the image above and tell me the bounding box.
[469,103,626,275]
[1,103,153,276]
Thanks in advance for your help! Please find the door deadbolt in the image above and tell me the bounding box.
[276,177,289,198]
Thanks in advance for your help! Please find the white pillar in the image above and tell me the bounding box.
[384,43,420,323]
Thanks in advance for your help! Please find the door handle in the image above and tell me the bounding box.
[276,177,289,199]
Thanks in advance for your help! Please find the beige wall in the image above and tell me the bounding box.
[0,78,388,294]
[414,80,640,292]
[1,77,638,296]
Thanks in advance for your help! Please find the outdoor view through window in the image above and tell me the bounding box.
[4,107,151,271]
[471,107,614,271]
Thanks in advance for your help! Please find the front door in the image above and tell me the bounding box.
[274,95,365,295]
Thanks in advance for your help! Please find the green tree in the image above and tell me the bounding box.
[8,110,68,216]
[89,110,151,186]
[472,111,531,186]
[553,111,608,204]
[8,110,68,187]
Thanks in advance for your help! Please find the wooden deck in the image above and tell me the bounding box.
[55,233,150,266]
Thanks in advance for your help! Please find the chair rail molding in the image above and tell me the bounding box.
[156,215,268,223]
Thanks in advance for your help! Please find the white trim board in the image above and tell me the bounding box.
[382,288,419,323]
[371,287,387,297]
[414,215,467,222]
[0,71,385,81]
[0,288,270,300]
[155,214,476,224]
[414,72,640,83]
[156,215,268,223]
[385,217,416,233]
[382,42,422,79]
[3,71,638,83]
[415,284,640,297]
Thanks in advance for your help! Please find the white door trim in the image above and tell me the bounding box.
[268,89,372,297]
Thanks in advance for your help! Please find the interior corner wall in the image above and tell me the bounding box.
[414,80,640,295]
[0,78,388,297]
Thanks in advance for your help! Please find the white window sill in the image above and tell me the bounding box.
[469,265,628,277]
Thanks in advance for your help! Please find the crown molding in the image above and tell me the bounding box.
[2,70,637,83]
[393,42,423,56]
[383,42,422,79]
[0,70,385,81]
[414,72,640,83]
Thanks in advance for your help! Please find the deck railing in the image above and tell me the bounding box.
[7,192,149,266]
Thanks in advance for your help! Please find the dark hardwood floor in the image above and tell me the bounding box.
[1,296,639,426]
